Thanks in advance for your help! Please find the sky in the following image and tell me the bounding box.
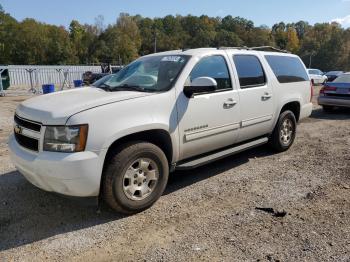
[1,0,350,28]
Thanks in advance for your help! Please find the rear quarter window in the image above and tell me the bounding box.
[265,55,309,84]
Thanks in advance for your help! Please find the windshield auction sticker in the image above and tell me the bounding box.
[161,56,183,62]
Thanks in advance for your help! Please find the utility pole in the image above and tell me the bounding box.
[309,54,312,68]
[308,50,316,68]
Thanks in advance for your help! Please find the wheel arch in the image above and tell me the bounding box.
[279,101,301,122]
[98,128,174,198]
[103,129,173,164]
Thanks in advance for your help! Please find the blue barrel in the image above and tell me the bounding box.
[42,84,55,94]
[73,80,83,88]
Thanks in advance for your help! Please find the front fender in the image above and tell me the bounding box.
[66,90,179,162]
[101,123,171,150]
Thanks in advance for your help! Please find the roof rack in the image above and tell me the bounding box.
[217,46,289,53]
[250,46,289,53]
[217,46,249,50]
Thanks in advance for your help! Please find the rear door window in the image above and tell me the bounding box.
[265,55,309,83]
[233,55,266,88]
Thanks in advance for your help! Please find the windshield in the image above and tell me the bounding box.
[96,55,190,92]
[308,69,322,75]
[92,74,115,87]
[333,74,350,83]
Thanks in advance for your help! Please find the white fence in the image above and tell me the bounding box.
[2,65,102,88]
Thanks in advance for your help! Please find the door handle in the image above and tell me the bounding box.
[223,98,237,107]
[262,92,272,100]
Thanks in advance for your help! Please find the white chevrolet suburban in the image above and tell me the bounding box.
[9,47,313,214]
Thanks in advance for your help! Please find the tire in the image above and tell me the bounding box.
[269,110,297,152]
[322,105,333,112]
[103,142,169,214]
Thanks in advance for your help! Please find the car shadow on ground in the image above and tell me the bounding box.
[0,146,273,252]
[310,108,350,120]
[166,145,273,194]
[0,171,121,251]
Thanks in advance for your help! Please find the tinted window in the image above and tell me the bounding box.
[326,71,343,75]
[189,56,232,90]
[333,74,350,83]
[265,55,309,83]
[233,55,266,88]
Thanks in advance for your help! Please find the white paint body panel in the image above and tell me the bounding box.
[9,48,313,197]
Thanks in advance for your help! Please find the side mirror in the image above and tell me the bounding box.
[183,77,217,98]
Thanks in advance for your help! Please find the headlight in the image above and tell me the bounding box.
[43,125,88,153]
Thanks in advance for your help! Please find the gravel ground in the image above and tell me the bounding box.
[0,87,349,261]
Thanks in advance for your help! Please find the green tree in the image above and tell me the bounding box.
[69,20,87,63]
[0,9,349,71]
[115,13,141,63]
[215,29,243,47]
[286,27,300,53]
[294,21,310,39]
[46,25,76,64]
[0,7,18,64]
[137,17,156,55]
[272,22,288,49]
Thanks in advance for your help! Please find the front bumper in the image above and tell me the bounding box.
[8,134,104,197]
[318,96,350,108]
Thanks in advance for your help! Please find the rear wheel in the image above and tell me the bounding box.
[103,142,169,214]
[269,110,297,152]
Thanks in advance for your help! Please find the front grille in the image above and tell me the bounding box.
[14,114,41,152]
[14,115,41,132]
[14,132,39,152]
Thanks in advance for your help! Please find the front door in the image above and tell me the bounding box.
[176,54,240,160]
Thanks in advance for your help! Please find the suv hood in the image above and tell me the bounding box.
[16,87,153,125]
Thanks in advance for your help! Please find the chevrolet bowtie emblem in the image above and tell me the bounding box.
[14,124,22,135]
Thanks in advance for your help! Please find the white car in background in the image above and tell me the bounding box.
[308,69,327,85]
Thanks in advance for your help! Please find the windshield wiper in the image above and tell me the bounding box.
[97,83,113,92]
[112,84,148,92]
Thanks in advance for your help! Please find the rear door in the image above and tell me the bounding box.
[230,53,275,142]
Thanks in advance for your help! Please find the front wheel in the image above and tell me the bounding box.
[269,110,297,152]
[103,142,169,214]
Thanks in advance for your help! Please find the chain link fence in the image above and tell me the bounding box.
[1,65,102,89]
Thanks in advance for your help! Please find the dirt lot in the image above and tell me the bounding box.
[0,88,349,261]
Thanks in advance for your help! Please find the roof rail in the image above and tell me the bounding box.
[250,46,290,53]
[217,46,249,50]
[217,46,289,53]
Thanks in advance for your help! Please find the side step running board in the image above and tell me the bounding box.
[175,137,269,170]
